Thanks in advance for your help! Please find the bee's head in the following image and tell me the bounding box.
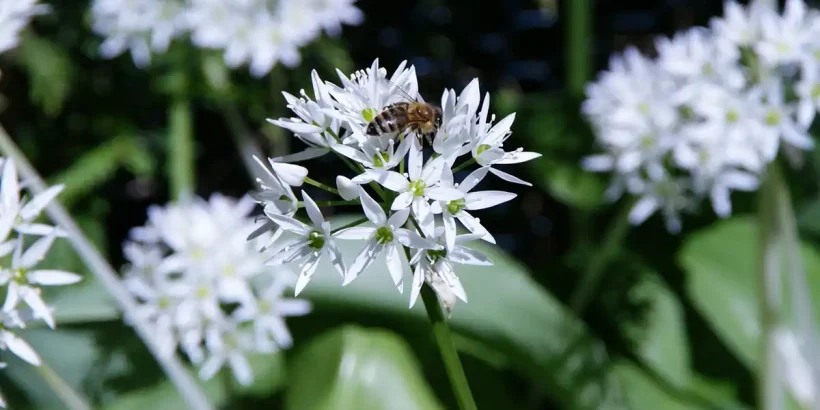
[366,121,379,136]
[433,107,442,128]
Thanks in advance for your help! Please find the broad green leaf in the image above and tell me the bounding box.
[628,273,690,387]
[297,216,628,410]
[679,216,820,368]
[286,326,443,410]
[3,329,100,409]
[15,32,74,117]
[102,350,283,410]
[544,163,606,210]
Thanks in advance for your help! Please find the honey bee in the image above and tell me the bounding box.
[365,87,443,145]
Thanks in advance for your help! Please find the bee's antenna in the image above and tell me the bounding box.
[384,77,423,104]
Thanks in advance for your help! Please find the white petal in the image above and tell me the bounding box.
[267,118,324,134]
[426,187,465,201]
[450,247,493,265]
[456,212,493,243]
[333,226,375,240]
[488,167,532,186]
[336,176,361,201]
[267,213,311,235]
[484,113,516,146]
[387,208,410,229]
[395,229,439,249]
[409,263,424,308]
[333,144,373,167]
[270,161,309,187]
[581,155,615,172]
[0,241,15,258]
[367,170,410,192]
[20,234,56,269]
[443,212,457,252]
[496,151,541,165]
[23,289,54,328]
[459,167,489,193]
[464,191,516,210]
[4,331,40,366]
[229,352,254,386]
[1,159,19,209]
[408,137,424,180]
[294,254,322,296]
[0,209,16,243]
[359,189,386,225]
[325,240,347,277]
[412,198,435,237]
[391,192,414,210]
[20,185,63,221]
[278,299,312,317]
[629,197,659,226]
[301,192,325,228]
[273,147,330,163]
[420,156,445,185]
[198,355,225,381]
[27,270,81,286]
[385,243,406,292]
[15,224,68,237]
[343,239,381,285]
[476,148,505,165]
[267,243,312,266]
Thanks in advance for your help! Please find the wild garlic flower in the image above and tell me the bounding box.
[0,158,80,408]
[122,194,310,385]
[253,59,540,312]
[0,0,48,55]
[774,327,819,408]
[90,0,363,76]
[583,0,820,232]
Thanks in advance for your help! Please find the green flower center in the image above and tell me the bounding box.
[409,180,426,197]
[373,152,389,168]
[447,198,466,215]
[157,296,171,310]
[812,84,820,99]
[196,285,210,299]
[639,135,654,149]
[190,248,205,261]
[701,63,714,76]
[678,105,694,121]
[362,108,378,122]
[375,226,394,244]
[427,249,447,263]
[476,144,492,155]
[726,109,739,124]
[765,110,781,126]
[308,231,325,250]
[638,103,650,115]
[259,300,272,314]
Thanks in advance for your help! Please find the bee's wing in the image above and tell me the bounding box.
[385,78,423,103]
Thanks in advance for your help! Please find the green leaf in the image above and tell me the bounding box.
[543,163,607,210]
[298,216,628,410]
[679,216,820,368]
[15,32,74,117]
[628,273,690,387]
[102,352,284,410]
[286,326,443,410]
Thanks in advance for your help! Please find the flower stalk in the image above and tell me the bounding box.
[420,284,478,410]
[36,361,93,410]
[0,126,214,410]
[169,96,194,200]
[758,163,785,410]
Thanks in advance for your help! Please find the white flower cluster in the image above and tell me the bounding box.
[122,194,310,385]
[775,327,818,408]
[0,158,81,408]
[254,59,540,311]
[90,0,363,76]
[0,0,48,54]
[583,0,820,232]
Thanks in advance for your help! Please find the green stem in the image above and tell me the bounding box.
[330,216,370,234]
[300,200,360,207]
[420,285,478,410]
[36,361,92,410]
[566,0,591,97]
[303,176,339,195]
[399,135,405,175]
[0,126,213,410]
[758,164,785,410]
[568,199,633,313]
[451,158,476,173]
[169,97,194,200]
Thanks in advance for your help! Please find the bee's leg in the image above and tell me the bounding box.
[422,131,434,147]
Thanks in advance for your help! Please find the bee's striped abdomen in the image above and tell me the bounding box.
[366,103,408,136]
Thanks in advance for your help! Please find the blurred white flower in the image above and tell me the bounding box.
[0,0,48,54]
[90,0,363,76]
[0,157,81,402]
[122,193,309,385]
[257,59,537,309]
[583,0,820,232]
[775,327,818,408]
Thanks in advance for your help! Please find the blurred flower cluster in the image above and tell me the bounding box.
[122,194,310,385]
[255,59,539,312]
[0,0,48,54]
[583,0,820,232]
[90,0,362,76]
[0,158,81,408]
